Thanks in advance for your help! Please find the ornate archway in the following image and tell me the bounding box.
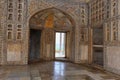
[27,8,75,62]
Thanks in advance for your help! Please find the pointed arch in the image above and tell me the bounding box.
[29,7,75,29]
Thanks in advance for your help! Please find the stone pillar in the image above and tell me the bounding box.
[42,28,55,60]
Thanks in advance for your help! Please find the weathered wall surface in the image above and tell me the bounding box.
[0,0,4,64]
[0,0,27,65]
[105,46,120,74]
[0,1,2,64]
[89,0,120,75]
[103,5,120,74]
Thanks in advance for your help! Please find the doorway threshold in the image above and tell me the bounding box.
[55,57,69,62]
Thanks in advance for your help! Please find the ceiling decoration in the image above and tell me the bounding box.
[30,8,73,29]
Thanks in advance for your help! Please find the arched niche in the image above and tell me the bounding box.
[27,7,75,62]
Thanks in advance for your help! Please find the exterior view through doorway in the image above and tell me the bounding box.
[55,32,66,58]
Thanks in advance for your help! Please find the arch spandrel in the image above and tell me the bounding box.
[28,0,78,26]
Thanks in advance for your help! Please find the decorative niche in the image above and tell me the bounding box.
[81,5,86,25]
[8,14,13,20]
[16,25,22,40]
[7,24,13,40]
[105,23,110,42]
[80,28,88,43]
[8,3,13,8]
[18,14,22,21]
[17,0,23,22]
[7,0,14,21]
[112,22,118,41]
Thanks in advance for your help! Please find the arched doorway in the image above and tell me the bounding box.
[28,8,75,63]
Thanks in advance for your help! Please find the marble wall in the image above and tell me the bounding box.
[0,0,4,64]
[89,0,120,75]
[0,0,89,65]
[104,18,120,74]
[105,46,120,74]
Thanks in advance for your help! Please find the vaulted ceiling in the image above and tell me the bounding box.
[30,8,73,29]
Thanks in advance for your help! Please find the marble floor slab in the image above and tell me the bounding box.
[0,61,120,80]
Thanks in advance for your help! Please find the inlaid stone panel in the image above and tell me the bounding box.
[7,43,22,61]
[105,46,120,74]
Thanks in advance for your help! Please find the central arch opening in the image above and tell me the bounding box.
[28,8,75,63]
[55,32,66,58]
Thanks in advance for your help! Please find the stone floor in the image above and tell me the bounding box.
[0,61,120,80]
